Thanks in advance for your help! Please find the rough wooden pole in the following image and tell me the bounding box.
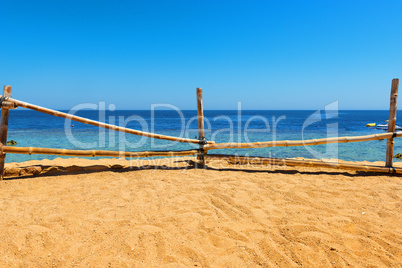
[386,78,399,167]
[196,88,206,166]
[0,85,12,180]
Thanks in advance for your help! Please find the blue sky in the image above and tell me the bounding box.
[1,0,401,110]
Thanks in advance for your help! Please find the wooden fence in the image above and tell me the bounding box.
[0,79,400,179]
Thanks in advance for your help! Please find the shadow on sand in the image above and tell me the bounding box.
[3,159,401,181]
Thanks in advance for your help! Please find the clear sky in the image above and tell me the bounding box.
[1,0,401,110]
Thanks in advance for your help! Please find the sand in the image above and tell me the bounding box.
[0,157,401,267]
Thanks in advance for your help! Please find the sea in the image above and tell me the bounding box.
[5,109,402,163]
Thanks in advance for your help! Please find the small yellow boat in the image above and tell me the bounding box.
[366,123,376,127]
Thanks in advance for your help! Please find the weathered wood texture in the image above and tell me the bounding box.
[196,88,206,166]
[386,78,399,167]
[0,86,12,179]
[2,146,198,158]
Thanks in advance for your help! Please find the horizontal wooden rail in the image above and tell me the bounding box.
[206,154,402,174]
[2,96,214,145]
[1,146,198,158]
[204,132,402,150]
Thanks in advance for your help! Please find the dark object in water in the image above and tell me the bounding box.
[6,140,17,146]
[394,153,402,159]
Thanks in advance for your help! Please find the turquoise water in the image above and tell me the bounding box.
[4,109,402,163]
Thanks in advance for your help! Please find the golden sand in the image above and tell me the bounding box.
[0,157,401,267]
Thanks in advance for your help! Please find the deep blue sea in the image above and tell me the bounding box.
[5,109,402,163]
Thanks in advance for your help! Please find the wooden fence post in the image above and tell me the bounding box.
[0,85,12,180]
[386,79,399,167]
[196,88,206,166]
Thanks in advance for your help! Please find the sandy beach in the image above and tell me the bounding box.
[0,157,401,267]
